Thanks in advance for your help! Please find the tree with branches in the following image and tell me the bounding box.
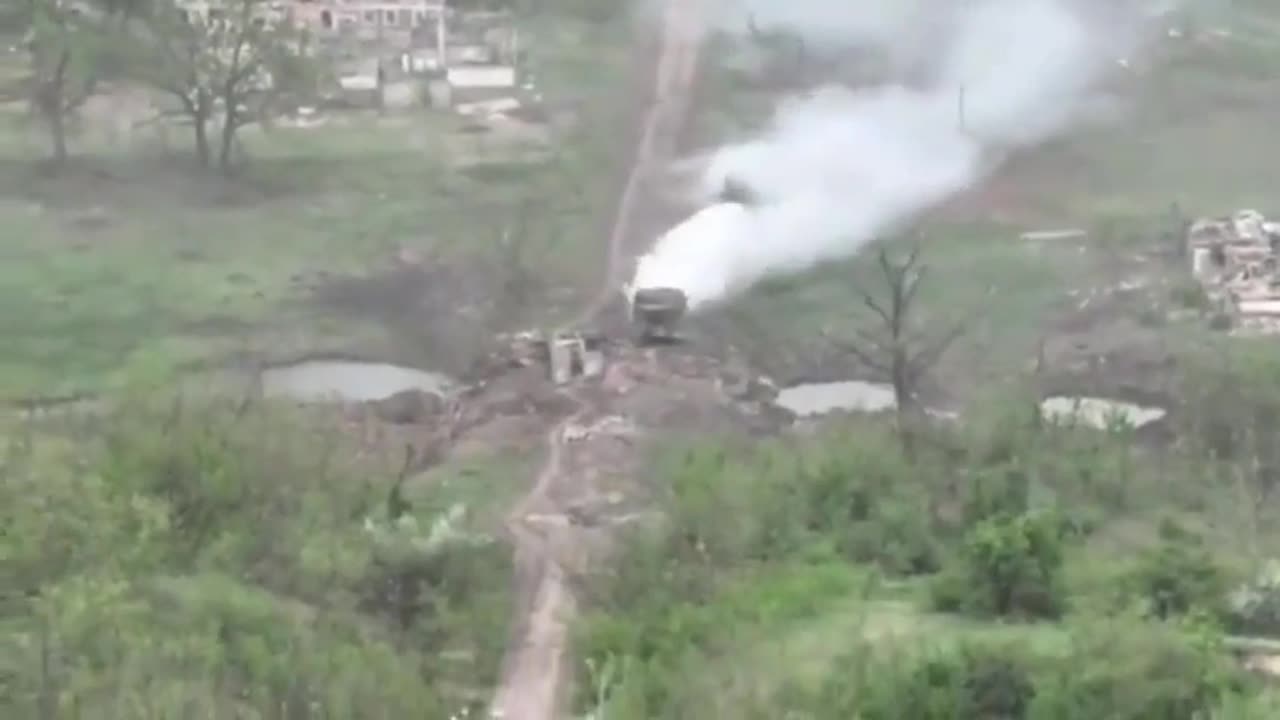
[131,0,313,171]
[3,0,128,165]
[824,245,966,449]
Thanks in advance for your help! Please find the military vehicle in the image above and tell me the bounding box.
[629,286,688,343]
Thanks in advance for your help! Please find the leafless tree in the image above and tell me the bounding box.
[824,245,966,450]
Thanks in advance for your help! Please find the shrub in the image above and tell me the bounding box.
[811,642,1037,720]
[961,464,1031,526]
[1,398,507,717]
[1129,520,1226,620]
[932,511,1066,619]
[797,437,940,575]
[1030,619,1245,720]
[1227,561,1280,637]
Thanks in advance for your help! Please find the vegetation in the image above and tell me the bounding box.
[573,352,1280,718]
[0,0,635,397]
[1,397,512,717]
[6,0,1280,718]
[130,0,317,171]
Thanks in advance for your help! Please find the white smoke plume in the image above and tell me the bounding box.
[631,0,1162,311]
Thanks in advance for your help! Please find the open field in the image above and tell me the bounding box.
[685,0,1280,405]
[0,9,634,401]
[13,0,1280,717]
[567,2,1280,718]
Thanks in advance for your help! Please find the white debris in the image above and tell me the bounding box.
[1186,209,1280,334]
[1040,396,1166,430]
[1020,228,1087,242]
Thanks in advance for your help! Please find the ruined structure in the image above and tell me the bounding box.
[286,0,447,40]
[1186,209,1280,333]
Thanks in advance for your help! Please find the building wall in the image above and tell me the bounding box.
[174,0,445,36]
[290,0,446,36]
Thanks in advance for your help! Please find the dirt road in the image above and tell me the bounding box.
[488,2,707,719]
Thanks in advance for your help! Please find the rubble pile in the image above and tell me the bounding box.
[1187,209,1280,333]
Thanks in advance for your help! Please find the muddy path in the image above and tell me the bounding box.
[488,2,708,719]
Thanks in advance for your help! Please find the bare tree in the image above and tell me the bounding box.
[132,0,313,171]
[824,245,966,449]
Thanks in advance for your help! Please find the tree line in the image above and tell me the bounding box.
[1,0,317,171]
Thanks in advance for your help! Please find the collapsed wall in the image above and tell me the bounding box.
[1187,209,1280,334]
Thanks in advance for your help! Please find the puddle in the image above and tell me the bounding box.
[775,381,897,416]
[261,361,453,403]
[1040,396,1167,429]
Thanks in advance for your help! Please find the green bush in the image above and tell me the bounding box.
[784,619,1247,720]
[1029,619,1244,720]
[932,511,1066,619]
[1129,520,1227,620]
[1228,561,1280,637]
[574,559,865,716]
[798,641,1037,720]
[0,398,510,717]
[796,435,940,575]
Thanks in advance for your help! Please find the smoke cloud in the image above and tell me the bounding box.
[632,0,1158,311]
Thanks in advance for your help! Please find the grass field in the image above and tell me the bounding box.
[0,9,634,401]
[565,5,1280,716]
[689,1,1280,398]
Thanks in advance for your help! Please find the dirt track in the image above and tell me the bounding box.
[487,2,707,718]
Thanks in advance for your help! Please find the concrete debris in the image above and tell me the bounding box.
[1186,209,1280,334]
[455,96,522,117]
[580,348,606,379]
[447,64,517,89]
[503,329,547,367]
[1040,396,1167,430]
[1020,228,1087,242]
[541,331,609,385]
[1243,654,1280,679]
[548,337,578,384]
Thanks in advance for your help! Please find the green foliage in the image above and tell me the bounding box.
[129,0,318,169]
[639,433,939,580]
[797,439,940,574]
[777,617,1247,720]
[1228,561,1280,637]
[813,641,1038,720]
[577,385,1280,717]
[932,511,1066,620]
[1030,618,1244,720]
[1129,520,1228,621]
[0,397,510,717]
[576,554,865,717]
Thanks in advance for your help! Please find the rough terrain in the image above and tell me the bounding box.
[487,1,712,718]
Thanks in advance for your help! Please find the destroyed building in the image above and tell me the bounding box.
[1186,209,1280,333]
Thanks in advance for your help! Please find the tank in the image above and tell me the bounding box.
[630,287,688,342]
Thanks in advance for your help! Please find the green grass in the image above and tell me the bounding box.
[710,217,1103,391]
[692,3,1280,390]
[696,585,1072,716]
[0,9,636,400]
[407,445,537,530]
[1,397,518,717]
